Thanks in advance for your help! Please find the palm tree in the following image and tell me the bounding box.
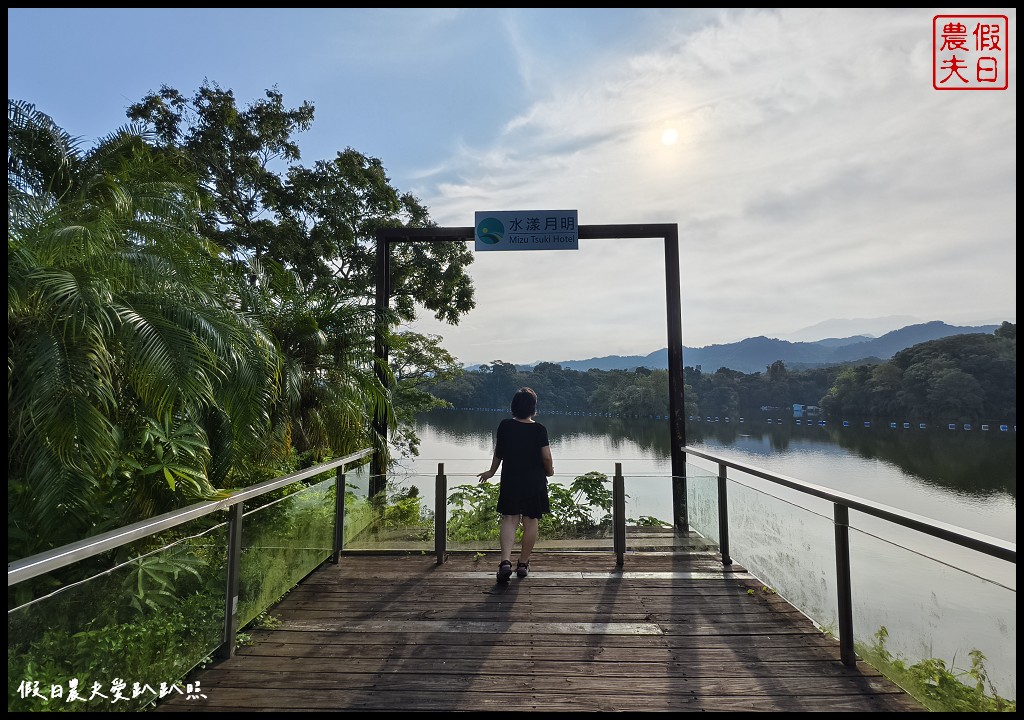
[227,255,396,478]
[8,100,281,557]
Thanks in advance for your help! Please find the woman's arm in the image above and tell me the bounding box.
[540,446,554,477]
[477,453,501,483]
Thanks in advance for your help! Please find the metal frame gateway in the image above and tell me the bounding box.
[374,224,689,532]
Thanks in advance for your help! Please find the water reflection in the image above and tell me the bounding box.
[422,410,1016,501]
[827,426,1016,497]
[689,419,1016,497]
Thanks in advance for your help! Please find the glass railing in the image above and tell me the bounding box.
[342,469,623,553]
[848,524,1016,708]
[11,448,1013,711]
[8,449,374,713]
[340,460,721,555]
[237,474,340,629]
[687,470,841,625]
[340,465,434,552]
[683,445,1016,711]
[8,519,229,712]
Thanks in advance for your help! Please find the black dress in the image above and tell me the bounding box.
[494,418,551,519]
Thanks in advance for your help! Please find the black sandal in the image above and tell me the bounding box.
[516,561,529,579]
[496,560,513,582]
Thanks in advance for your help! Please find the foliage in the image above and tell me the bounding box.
[630,515,672,527]
[7,80,475,711]
[121,550,205,616]
[8,590,223,713]
[446,472,619,542]
[10,84,472,565]
[425,326,1015,425]
[253,612,283,630]
[8,474,344,713]
[244,260,395,470]
[126,414,218,498]
[543,471,613,538]
[125,81,476,467]
[382,486,427,528]
[8,99,280,559]
[859,626,1016,712]
[388,330,465,459]
[446,482,501,542]
[127,82,474,323]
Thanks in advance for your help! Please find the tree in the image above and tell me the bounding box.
[388,331,464,457]
[868,363,905,416]
[704,371,740,418]
[927,369,985,422]
[242,259,394,469]
[126,84,475,325]
[286,149,474,323]
[126,81,476,467]
[994,321,1015,341]
[8,100,280,556]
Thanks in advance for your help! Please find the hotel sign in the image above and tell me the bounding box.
[474,210,579,251]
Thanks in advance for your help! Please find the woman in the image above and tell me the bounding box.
[477,387,555,582]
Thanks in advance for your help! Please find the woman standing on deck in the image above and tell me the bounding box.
[477,387,555,582]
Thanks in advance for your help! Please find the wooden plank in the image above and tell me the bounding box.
[200,654,894,679]
[154,551,924,713]
[236,641,876,667]
[241,630,846,652]
[171,669,915,696]
[153,687,920,713]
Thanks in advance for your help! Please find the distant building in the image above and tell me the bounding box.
[792,404,821,418]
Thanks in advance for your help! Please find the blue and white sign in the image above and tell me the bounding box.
[474,210,579,251]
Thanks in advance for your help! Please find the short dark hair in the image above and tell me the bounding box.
[510,387,538,419]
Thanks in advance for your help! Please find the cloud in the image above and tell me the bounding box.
[408,9,1015,363]
[8,8,1011,365]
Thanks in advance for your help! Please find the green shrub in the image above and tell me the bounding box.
[8,592,222,713]
[859,626,1016,712]
[8,477,339,713]
[445,471,620,542]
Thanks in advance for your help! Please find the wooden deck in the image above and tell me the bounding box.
[155,541,923,712]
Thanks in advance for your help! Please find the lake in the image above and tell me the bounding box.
[390,408,1016,700]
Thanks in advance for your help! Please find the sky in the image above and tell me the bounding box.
[8,8,1017,366]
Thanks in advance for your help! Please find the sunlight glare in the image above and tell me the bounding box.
[661,128,679,146]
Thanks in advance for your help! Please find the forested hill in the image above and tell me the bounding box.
[527,321,1000,374]
[428,324,1016,424]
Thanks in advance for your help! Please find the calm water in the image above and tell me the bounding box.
[397,409,1016,700]
[405,409,1015,542]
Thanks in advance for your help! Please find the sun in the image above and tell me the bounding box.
[660,128,679,146]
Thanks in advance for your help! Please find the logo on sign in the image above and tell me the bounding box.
[476,217,504,245]
[474,210,579,251]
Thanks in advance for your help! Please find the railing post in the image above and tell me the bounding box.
[664,225,689,535]
[331,467,345,564]
[613,462,626,566]
[371,232,390,499]
[834,503,856,666]
[434,463,447,565]
[218,502,243,659]
[717,462,732,567]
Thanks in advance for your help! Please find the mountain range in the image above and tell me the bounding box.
[522,321,1003,375]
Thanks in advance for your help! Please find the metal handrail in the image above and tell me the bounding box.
[682,444,1015,667]
[683,446,1015,563]
[9,447,374,663]
[7,448,375,588]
